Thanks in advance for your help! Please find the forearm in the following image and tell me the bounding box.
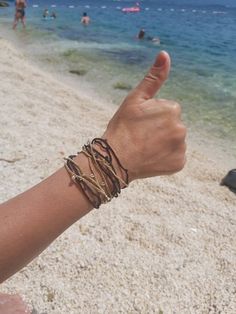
[0,154,92,283]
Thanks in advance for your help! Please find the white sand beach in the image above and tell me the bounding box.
[0,36,235,314]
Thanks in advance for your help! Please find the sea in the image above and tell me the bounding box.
[1,0,236,144]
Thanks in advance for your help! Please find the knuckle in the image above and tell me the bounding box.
[147,98,158,106]
[174,155,186,172]
[147,66,168,83]
[171,125,186,143]
[145,73,160,84]
[175,161,186,172]
[170,101,181,116]
[160,100,182,116]
[177,125,187,139]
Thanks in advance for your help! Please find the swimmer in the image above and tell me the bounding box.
[137,28,145,39]
[43,8,49,19]
[50,11,57,19]
[137,29,160,44]
[81,12,90,25]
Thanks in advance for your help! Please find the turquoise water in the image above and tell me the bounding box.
[1,0,236,141]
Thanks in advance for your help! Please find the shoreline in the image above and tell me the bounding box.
[1,17,236,144]
[0,23,116,109]
[0,31,236,313]
[5,25,235,167]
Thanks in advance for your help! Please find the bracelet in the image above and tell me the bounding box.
[64,138,129,209]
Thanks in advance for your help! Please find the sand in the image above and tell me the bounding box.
[0,36,235,314]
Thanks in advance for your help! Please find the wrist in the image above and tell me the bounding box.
[92,140,129,189]
[64,138,129,209]
[102,132,136,183]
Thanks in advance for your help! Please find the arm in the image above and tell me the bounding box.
[0,51,186,283]
[0,154,92,283]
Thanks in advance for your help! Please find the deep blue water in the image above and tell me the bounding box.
[1,0,236,140]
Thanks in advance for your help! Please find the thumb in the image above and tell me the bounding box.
[133,51,171,101]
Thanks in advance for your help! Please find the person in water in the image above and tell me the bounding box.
[50,11,57,19]
[43,8,49,19]
[137,28,145,39]
[137,28,160,44]
[81,12,90,25]
[13,0,27,29]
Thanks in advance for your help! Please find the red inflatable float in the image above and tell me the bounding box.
[122,6,140,13]
[122,2,140,13]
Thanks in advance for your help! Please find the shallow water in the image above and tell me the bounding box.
[1,0,236,142]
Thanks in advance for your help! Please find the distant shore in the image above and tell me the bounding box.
[0,32,235,314]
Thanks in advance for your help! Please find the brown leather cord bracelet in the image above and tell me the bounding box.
[64,138,129,209]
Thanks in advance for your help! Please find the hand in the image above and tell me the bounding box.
[102,51,186,181]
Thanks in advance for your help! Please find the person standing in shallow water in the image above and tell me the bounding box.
[81,12,90,25]
[13,0,27,29]
[42,8,49,19]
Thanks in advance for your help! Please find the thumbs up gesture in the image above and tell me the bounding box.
[103,51,186,182]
